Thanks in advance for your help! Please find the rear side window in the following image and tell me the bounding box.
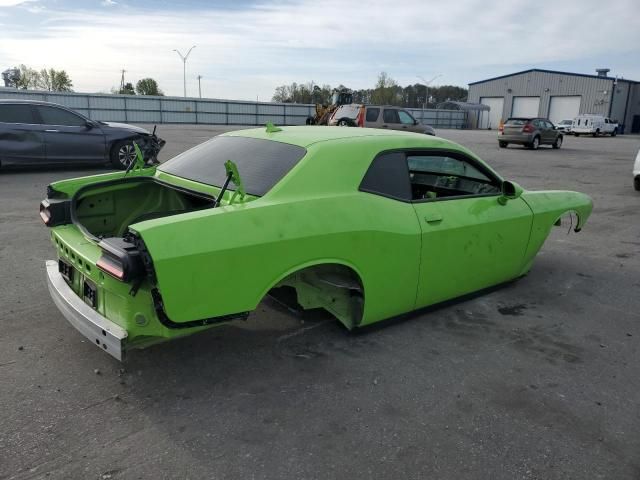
[359,152,411,201]
[37,106,86,126]
[0,104,35,124]
[159,136,307,196]
[366,108,380,122]
[383,109,400,123]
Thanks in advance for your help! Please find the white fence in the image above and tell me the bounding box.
[0,88,467,128]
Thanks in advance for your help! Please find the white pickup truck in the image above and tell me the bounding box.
[572,115,618,136]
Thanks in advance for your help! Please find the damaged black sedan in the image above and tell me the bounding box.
[0,99,165,169]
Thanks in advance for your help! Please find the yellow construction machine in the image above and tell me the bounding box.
[306,90,353,125]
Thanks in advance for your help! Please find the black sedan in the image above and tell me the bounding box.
[0,99,165,169]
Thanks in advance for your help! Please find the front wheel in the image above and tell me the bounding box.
[110,140,138,169]
[611,128,617,137]
[635,177,640,191]
[574,133,580,137]
[498,141,508,148]
[592,129,600,137]
[552,136,563,149]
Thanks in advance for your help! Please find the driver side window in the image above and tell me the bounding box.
[407,154,500,201]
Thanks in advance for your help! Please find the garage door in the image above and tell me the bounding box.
[479,97,504,129]
[512,96,540,118]
[548,96,581,124]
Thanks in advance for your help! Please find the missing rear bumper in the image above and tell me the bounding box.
[46,260,128,361]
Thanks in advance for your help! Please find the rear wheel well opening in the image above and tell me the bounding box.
[270,263,365,330]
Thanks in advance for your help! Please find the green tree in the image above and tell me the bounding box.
[115,82,136,95]
[37,68,73,92]
[371,72,399,105]
[15,64,39,89]
[136,78,163,96]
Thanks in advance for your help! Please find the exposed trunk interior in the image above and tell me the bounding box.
[74,179,214,238]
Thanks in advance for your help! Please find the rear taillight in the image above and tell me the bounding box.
[356,105,365,127]
[498,124,504,133]
[96,237,144,282]
[39,202,52,225]
[39,198,70,227]
[522,123,535,133]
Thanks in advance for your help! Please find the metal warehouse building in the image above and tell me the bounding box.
[468,68,640,133]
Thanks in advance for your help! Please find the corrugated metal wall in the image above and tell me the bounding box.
[0,89,315,126]
[468,71,615,121]
[0,89,467,129]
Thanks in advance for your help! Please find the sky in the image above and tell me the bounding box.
[0,0,639,100]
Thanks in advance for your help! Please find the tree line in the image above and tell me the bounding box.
[272,72,468,108]
[2,64,164,96]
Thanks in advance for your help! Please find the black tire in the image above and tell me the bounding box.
[498,141,508,148]
[110,140,138,169]
[552,136,563,149]
[611,128,617,137]
[574,133,580,137]
[635,177,640,192]
[593,129,600,137]
[305,116,315,125]
[529,136,540,150]
[337,118,355,127]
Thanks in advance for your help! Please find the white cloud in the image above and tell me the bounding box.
[100,0,117,6]
[0,0,32,6]
[0,0,638,98]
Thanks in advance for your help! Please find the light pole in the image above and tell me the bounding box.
[173,45,196,97]
[417,74,442,121]
[197,75,202,98]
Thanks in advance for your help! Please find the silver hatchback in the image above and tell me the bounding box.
[498,117,563,150]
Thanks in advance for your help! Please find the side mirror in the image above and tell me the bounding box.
[85,120,96,129]
[498,180,523,205]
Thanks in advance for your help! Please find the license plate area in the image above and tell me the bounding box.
[83,279,98,308]
[58,258,74,283]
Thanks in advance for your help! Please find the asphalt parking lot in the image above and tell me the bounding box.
[1,126,639,480]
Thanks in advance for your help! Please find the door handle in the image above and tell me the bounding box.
[424,212,443,223]
[45,129,59,133]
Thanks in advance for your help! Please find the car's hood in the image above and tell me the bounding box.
[101,122,150,135]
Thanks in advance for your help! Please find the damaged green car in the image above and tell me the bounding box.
[41,126,593,360]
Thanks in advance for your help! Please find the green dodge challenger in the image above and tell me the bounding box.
[40,126,593,360]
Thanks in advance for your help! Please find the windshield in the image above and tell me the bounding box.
[159,136,307,196]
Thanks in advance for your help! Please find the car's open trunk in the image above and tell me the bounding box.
[73,179,214,238]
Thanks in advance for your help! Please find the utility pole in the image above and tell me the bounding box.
[417,74,442,121]
[197,75,202,98]
[173,45,196,97]
[119,69,126,93]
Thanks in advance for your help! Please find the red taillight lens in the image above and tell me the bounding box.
[96,255,125,280]
[522,123,535,133]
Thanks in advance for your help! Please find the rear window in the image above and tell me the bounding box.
[505,118,528,126]
[158,136,306,196]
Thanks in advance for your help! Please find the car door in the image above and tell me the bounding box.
[405,151,534,308]
[34,105,106,163]
[381,108,401,130]
[0,103,45,165]
[542,120,557,143]
[398,110,422,133]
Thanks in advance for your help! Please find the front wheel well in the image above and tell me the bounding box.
[270,263,365,330]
